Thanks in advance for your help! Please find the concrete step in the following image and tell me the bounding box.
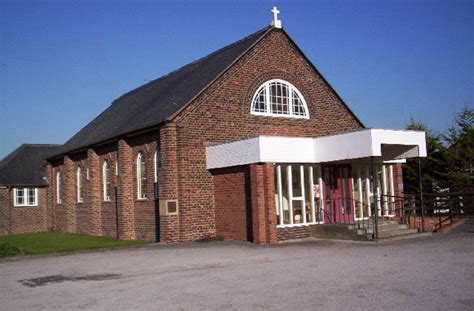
[311,222,420,241]
[348,220,401,229]
[311,224,373,241]
[377,224,410,232]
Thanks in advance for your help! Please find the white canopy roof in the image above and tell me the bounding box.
[206,129,427,170]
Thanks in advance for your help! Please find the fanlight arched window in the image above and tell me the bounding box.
[77,167,83,202]
[137,152,147,199]
[251,79,309,118]
[103,160,111,201]
[56,172,62,204]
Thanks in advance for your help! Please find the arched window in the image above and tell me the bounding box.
[56,172,62,204]
[137,152,147,199]
[250,79,309,118]
[154,150,161,183]
[103,160,111,201]
[77,167,83,202]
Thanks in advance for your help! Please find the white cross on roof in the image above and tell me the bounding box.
[271,6,282,28]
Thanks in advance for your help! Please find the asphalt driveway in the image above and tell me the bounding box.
[1,222,473,310]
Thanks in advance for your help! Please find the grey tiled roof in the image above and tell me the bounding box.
[52,26,272,157]
[0,144,60,186]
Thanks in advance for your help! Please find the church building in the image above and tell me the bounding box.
[0,9,426,243]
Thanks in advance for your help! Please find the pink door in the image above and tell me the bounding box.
[323,165,354,223]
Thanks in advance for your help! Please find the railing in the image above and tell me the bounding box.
[320,192,474,238]
[321,197,383,238]
[401,192,474,232]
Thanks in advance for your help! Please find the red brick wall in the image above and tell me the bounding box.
[249,163,277,244]
[51,133,163,242]
[158,124,180,243]
[277,226,313,241]
[97,145,118,238]
[213,166,252,241]
[0,187,49,234]
[0,188,10,234]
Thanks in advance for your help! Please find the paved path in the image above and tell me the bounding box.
[1,223,473,310]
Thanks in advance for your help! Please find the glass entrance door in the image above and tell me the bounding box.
[323,165,354,223]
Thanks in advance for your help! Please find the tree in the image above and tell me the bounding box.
[402,119,448,194]
[444,106,474,192]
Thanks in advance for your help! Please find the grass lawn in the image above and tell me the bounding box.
[0,232,149,258]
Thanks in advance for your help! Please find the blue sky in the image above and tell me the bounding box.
[1,0,473,158]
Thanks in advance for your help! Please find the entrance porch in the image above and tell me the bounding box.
[207,129,427,242]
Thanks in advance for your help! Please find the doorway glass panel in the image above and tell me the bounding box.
[274,163,397,227]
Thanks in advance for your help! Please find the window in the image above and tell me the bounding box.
[154,150,161,183]
[103,160,111,201]
[251,79,309,118]
[77,167,83,202]
[137,152,147,199]
[275,164,323,227]
[56,172,62,203]
[14,188,38,207]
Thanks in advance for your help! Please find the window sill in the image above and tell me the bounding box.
[250,112,310,119]
[103,200,112,203]
[136,198,148,202]
[13,205,39,208]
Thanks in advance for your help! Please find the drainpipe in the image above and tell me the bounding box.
[370,157,379,240]
[114,186,119,239]
[418,157,425,232]
[8,187,13,235]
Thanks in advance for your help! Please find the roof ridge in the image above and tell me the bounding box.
[110,26,271,106]
[1,144,60,166]
[22,143,61,147]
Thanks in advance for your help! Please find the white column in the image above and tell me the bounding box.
[309,166,316,224]
[389,165,395,215]
[357,166,364,219]
[318,166,324,223]
[382,165,388,215]
[277,165,284,226]
[365,166,372,217]
[287,165,294,225]
[300,165,306,224]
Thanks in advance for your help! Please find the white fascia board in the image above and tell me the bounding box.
[206,129,427,169]
[370,129,427,157]
[206,137,261,169]
[312,130,375,162]
[259,136,315,163]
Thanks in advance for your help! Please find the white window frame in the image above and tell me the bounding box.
[388,165,396,215]
[275,164,321,228]
[56,171,62,204]
[250,79,309,119]
[13,188,38,207]
[103,160,111,201]
[154,150,160,184]
[137,152,147,200]
[77,167,84,203]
